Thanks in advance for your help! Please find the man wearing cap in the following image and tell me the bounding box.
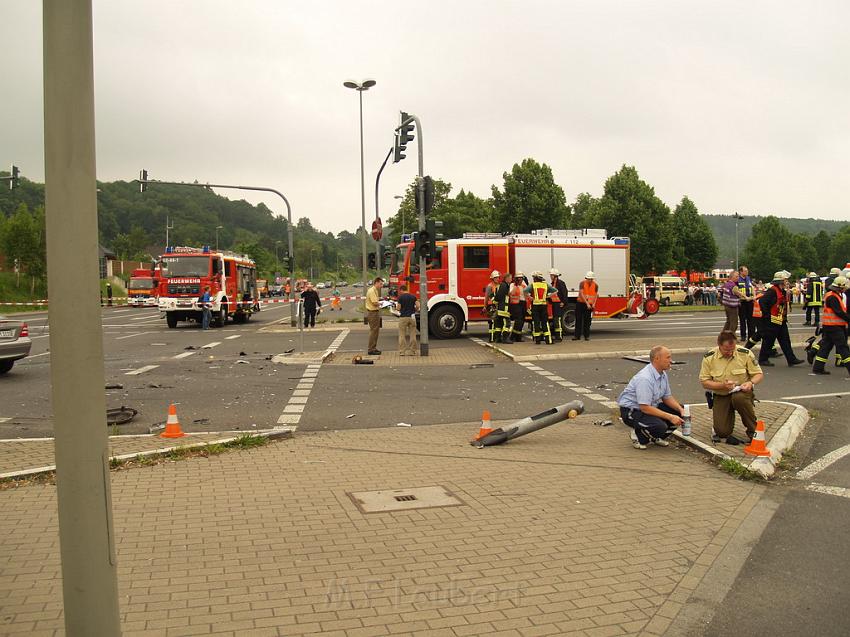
[809,276,850,375]
[700,330,764,445]
[508,272,528,341]
[758,271,804,367]
[549,268,568,342]
[574,271,598,341]
[524,271,556,344]
[804,271,824,326]
[365,276,384,355]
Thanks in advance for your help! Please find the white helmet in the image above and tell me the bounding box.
[531,270,544,279]
[772,271,790,281]
[490,270,500,279]
[832,276,847,289]
[830,267,841,276]
[808,272,818,278]
[549,268,561,277]
[585,271,595,279]
[515,271,525,279]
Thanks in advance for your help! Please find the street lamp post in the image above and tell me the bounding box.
[310,248,315,281]
[343,79,376,294]
[275,240,282,270]
[215,225,223,251]
[733,212,743,270]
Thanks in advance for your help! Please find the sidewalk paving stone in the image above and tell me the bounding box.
[0,414,777,635]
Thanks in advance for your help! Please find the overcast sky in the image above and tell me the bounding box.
[4,1,849,234]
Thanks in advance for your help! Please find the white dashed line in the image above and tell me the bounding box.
[781,391,850,400]
[796,444,850,480]
[276,415,301,425]
[115,331,156,340]
[0,417,10,423]
[283,404,305,413]
[603,401,620,409]
[558,381,577,387]
[585,393,609,401]
[201,342,221,349]
[225,335,241,340]
[125,365,159,375]
[172,352,195,359]
[292,390,310,397]
[571,387,591,394]
[288,397,309,404]
[805,483,850,499]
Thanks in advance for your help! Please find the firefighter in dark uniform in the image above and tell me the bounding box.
[485,270,500,342]
[804,271,824,326]
[744,288,779,358]
[525,271,556,344]
[548,268,568,342]
[758,271,805,367]
[809,276,850,375]
[494,271,512,343]
[508,272,527,342]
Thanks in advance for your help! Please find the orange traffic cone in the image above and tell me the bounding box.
[743,419,771,457]
[160,403,186,439]
[472,410,493,441]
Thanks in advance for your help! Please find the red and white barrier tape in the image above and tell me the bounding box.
[0,295,367,307]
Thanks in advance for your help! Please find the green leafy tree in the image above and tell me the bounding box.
[671,196,718,276]
[588,165,673,274]
[792,234,819,276]
[384,177,452,248]
[491,158,568,233]
[812,230,832,273]
[741,216,798,280]
[1,203,46,293]
[569,192,600,229]
[828,225,850,270]
[432,189,494,239]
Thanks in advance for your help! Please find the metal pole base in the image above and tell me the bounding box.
[420,343,429,356]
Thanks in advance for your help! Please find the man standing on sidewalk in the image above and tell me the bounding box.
[700,330,763,445]
[720,271,740,334]
[618,345,685,450]
[395,284,419,356]
[573,271,598,341]
[365,277,384,355]
[737,266,756,342]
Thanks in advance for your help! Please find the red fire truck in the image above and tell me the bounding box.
[127,267,162,307]
[156,246,260,328]
[388,229,651,338]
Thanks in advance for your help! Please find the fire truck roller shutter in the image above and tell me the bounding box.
[513,246,555,288]
[589,247,627,298]
[551,247,592,294]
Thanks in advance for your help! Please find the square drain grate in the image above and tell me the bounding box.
[348,486,464,513]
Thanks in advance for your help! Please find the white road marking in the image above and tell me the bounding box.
[23,352,51,359]
[296,382,313,390]
[805,483,850,499]
[283,404,305,413]
[780,391,850,400]
[31,335,51,339]
[796,443,850,480]
[537,371,555,376]
[172,352,195,359]
[603,401,620,409]
[225,335,241,340]
[130,315,155,321]
[526,366,543,371]
[292,390,310,397]
[572,387,591,394]
[125,364,159,375]
[558,381,577,387]
[0,417,10,423]
[517,362,534,367]
[288,397,309,404]
[585,393,609,401]
[201,342,221,349]
[549,376,566,381]
[277,415,300,424]
[115,331,156,340]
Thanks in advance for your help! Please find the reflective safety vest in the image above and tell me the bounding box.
[769,284,787,325]
[752,292,763,319]
[531,281,549,305]
[509,283,526,305]
[485,282,498,305]
[578,280,598,306]
[822,291,848,327]
[808,280,824,306]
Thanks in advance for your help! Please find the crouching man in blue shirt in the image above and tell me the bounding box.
[618,345,685,449]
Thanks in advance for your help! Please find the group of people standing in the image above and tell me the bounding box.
[485,269,598,345]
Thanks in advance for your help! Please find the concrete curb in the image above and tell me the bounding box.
[0,429,292,481]
[479,341,712,362]
[672,400,809,479]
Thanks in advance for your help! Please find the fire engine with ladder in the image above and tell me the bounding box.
[156,246,261,328]
[388,229,655,338]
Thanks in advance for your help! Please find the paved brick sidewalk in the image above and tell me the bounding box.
[0,415,770,636]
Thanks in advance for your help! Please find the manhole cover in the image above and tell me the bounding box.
[347,486,464,513]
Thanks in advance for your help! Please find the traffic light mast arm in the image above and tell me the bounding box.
[374,147,392,224]
[136,172,296,326]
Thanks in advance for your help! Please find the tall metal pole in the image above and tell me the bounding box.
[44,1,121,634]
[411,115,429,356]
[734,212,741,271]
[358,90,368,293]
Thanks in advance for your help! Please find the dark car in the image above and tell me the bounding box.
[0,316,32,374]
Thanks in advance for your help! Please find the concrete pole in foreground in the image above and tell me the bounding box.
[43,1,122,634]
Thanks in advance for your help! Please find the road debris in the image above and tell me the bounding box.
[239,351,247,356]
[105,383,124,390]
[593,419,613,427]
[469,363,494,369]
[235,360,250,364]
[345,413,356,419]
[396,422,412,427]
[106,406,138,425]
[148,423,166,434]
[184,345,196,350]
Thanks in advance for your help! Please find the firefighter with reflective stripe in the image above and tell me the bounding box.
[744,290,779,358]
[573,271,598,341]
[494,271,513,343]
[549,268,568,342]
[757,271,805,367]
[524,271,556,344]
[804,271,824,326]
[508,272,527,342]
[485,270,500,342]
[810,277,850,375]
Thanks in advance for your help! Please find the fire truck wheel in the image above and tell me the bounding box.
[233,312,247,324]
[562,307,577,334]
[428,305,463,339]
[166,313,178,329]
[644,298,660,315]
[214,307,227,327]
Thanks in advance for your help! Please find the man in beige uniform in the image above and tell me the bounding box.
[699,330,764,445]
[365,277,384,355]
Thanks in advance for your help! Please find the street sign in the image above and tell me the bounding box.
[371,218,383,241]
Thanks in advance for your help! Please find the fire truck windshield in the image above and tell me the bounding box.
[128,278,154,289]
[392,246,406,276]
[160,256,210,277]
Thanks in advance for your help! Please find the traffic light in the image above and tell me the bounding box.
[367,252,377,269]
[382,247,393,268]
[424,218,443,265]
[139,169,148,193]
[414,175,435,215]
[394,112,414,164]
[281,254,292,271]
[416,228,430,261]
[10,165,20,190]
